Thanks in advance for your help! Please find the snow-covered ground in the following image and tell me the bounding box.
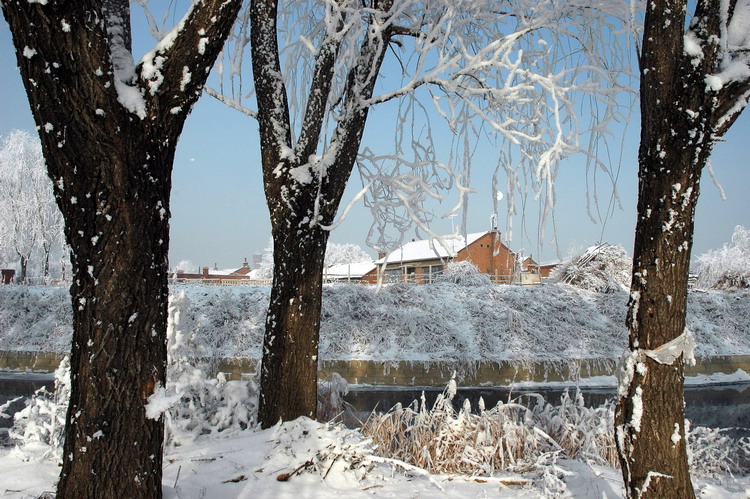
[1,415,748,498]
[1,283,749,364]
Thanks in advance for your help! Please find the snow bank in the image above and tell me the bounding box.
[0,284,748,364]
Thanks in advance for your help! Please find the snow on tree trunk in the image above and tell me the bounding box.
[615,1,750,497]
[1,1,241,497]
[251,0,391,427]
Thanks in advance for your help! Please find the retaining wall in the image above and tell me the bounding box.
[2,350,749,386]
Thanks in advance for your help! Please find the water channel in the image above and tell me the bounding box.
[3,373,750,444]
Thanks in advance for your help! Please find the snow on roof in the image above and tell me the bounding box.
[375,232,486,265]
[324,261,376,277]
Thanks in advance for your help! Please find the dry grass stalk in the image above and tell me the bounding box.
[361,384,618,476]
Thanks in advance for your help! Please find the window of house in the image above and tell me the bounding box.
[384,268,402,283]
[428,265,443,283]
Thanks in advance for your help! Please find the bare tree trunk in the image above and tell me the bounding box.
[616,1,750,497]
[2,1,240,497]
[17,253,28,283]
[43,241,50,280]
[260,227,329,423]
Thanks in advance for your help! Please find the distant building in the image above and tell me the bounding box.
[173,258,257,284]
[323,261,377,283]
[362,230,528,284]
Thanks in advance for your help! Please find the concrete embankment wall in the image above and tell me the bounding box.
[3,350,749,386]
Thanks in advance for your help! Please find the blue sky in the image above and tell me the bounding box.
[1,12,748,270]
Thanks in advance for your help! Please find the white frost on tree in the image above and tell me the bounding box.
[0,130,65,282]
[550,243,631,293]
[209,0,640,253]
[695,226,750,289]
[324,242,371,267]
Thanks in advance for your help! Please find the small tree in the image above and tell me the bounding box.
[325,242,372,267]
[550,243,631,293]
[2,1,241,497]
[0,130,49,282]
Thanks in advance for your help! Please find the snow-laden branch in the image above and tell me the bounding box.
[210,0,639,253]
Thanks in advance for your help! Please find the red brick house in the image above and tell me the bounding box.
[173,258,254,284]
[362,230,519,284]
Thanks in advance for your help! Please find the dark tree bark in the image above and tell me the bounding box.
[616,1,750,497]
[17,252,28,283]
[2,1,240,497]
[251,0,393,427]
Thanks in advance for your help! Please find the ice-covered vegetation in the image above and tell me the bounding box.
[549,243,632,293]
[1,285,749,496]
[433,261,493,287]
[5,369,749,497]
[1,283,749,364]
[695,225,750,290]
[362,381,750,480]
[0,130,66,283]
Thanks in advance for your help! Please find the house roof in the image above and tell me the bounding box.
[375,232,486,265]
[324,261,377,278]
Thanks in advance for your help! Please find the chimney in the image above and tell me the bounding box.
[202,266,209,276]
[242,257,249,269]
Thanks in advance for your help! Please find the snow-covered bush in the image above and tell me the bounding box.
[6,356,70,460]
[155,291,258,447]
[695,226,750,290]
[433,260,493,287]
[688,425,750,478]
[317,372,353,424]
[254,240,372,279]
[325,243,372,267]
[550,243,631,293]
[533,390,617,466]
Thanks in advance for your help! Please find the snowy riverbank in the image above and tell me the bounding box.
[1,283,748,363]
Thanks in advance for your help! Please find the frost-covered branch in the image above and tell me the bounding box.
[134,0,243,124]
[214,0,638,253]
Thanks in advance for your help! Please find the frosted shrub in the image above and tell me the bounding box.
[695,225,750,289]
[317,372,353,424]
[688,426,750,477]
[159,291,258,447]
[550,243,631,293]
[6,355,70,460]
[433,261,493,287]
[362,379,552,475]
[532,390,617,466]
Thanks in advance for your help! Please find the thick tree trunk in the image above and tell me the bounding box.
[58,146,171,496]
[615,1,750,497]
[2,1,240,497]
[615,157,701,498]
[259,225,329,424]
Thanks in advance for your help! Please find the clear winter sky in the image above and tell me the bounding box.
[1,12,748,270]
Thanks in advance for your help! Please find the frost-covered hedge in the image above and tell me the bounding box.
[1,283,749,362]
[695,225,750,290]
